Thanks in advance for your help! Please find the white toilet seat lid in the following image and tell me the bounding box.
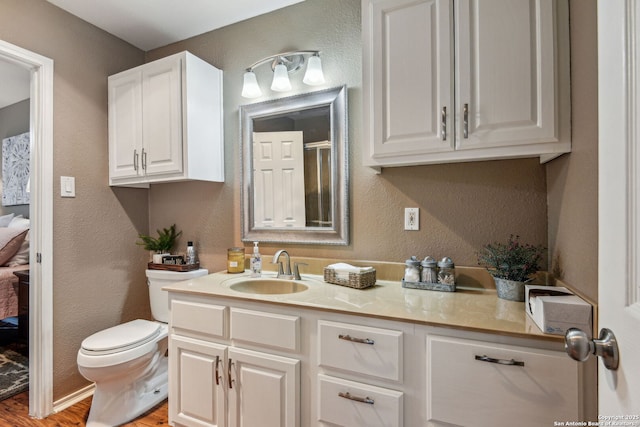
[81,319,161,356]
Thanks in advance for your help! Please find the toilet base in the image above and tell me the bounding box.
[85,353,168,427]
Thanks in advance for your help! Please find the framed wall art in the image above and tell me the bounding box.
[2,132,30,206]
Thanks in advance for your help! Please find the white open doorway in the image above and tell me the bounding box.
[0,39,53,418]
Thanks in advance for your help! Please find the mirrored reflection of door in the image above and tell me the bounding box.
[253,131,306,228]
[304,141,331,227]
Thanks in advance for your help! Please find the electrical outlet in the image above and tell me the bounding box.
[404,207,419,230]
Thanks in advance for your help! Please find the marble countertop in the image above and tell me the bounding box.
[163,270,561,342]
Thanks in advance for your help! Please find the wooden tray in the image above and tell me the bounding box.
[147,262,200,272]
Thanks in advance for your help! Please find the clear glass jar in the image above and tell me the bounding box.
[420,256,438,283]
[404,256,421,282]
[227,247,245,273]
[437,257,455,285]
[186,241,197,265]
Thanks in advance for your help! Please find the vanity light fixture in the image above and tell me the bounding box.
[241,50,325,99]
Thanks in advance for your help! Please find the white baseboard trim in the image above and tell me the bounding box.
[52,383,95,414]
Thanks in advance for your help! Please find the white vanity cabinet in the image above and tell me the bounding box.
[167,282,587,426]
[108,51,224,187]
[168,296,300,427]
[362,0,571,169]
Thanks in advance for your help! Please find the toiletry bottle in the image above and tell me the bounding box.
[250,241,262,277]
[186,241,197,265]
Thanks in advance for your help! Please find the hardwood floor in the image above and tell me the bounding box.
[0,392,169,426]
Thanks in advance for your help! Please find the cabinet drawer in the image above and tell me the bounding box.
[427,335,580,427]
[230,307,299,352]
[318,374,403,427]
[171,300,226,339]
[318,320,403,381]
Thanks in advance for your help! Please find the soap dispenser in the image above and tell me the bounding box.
[250,241,262,277]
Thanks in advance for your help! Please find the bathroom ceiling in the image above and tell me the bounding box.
[46,0,306,51]
[0,1,305,109]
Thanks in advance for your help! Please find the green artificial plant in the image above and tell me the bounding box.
[136,224,182,253]
[477,235,546,282]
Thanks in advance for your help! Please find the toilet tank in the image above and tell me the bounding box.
[146,268,208,323]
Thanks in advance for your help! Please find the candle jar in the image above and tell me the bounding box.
[437,257,456,285]
[227,247,245,273]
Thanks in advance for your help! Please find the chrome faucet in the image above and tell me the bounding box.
[272,250,293,279]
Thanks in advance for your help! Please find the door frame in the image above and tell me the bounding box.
[0,40,54,418]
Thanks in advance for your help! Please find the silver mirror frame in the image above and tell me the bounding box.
[240,85,349,245]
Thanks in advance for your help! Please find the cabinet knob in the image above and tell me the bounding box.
[564,327,619,370]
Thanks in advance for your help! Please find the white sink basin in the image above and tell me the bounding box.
[227,278,309,294]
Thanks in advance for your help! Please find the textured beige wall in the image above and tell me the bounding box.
[0,0,148,399]
[547,0,598,302]
[148,0,549,276]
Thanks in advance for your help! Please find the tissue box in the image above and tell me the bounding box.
[525,285,592,337]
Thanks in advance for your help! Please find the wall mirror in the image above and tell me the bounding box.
[240,85,348,245]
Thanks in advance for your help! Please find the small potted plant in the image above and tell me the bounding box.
[477,235,546,301]
[137,224,182,263]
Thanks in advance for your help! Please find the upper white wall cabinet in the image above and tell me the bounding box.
[108,51,224,186]
[362,0,571,170]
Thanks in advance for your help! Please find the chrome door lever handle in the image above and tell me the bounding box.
[565,327,619,370]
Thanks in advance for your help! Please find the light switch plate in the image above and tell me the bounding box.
[61,176,75,198]
[404,207,419,230]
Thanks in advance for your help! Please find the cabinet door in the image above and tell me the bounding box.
[363,0,454,164]
[170,335,227,427]
[228,347,299,427]
[108,70,142,181]
[455,0,557,151]
[141,55,184,177]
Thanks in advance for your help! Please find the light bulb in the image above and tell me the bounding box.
[241,70,262,98]
[303,55,325,85]
[271,63,292,92]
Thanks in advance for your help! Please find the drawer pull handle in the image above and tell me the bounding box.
[215,356,221,386]
[441,106,447,141]
[338,391,374,405]
[338,334,374,345]
[463,103,469,138]
[228,358,235,389]
[475,354,525,367]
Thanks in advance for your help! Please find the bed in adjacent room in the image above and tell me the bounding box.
[0,214,30,324]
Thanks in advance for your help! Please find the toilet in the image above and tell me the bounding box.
[77,268,208,427]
